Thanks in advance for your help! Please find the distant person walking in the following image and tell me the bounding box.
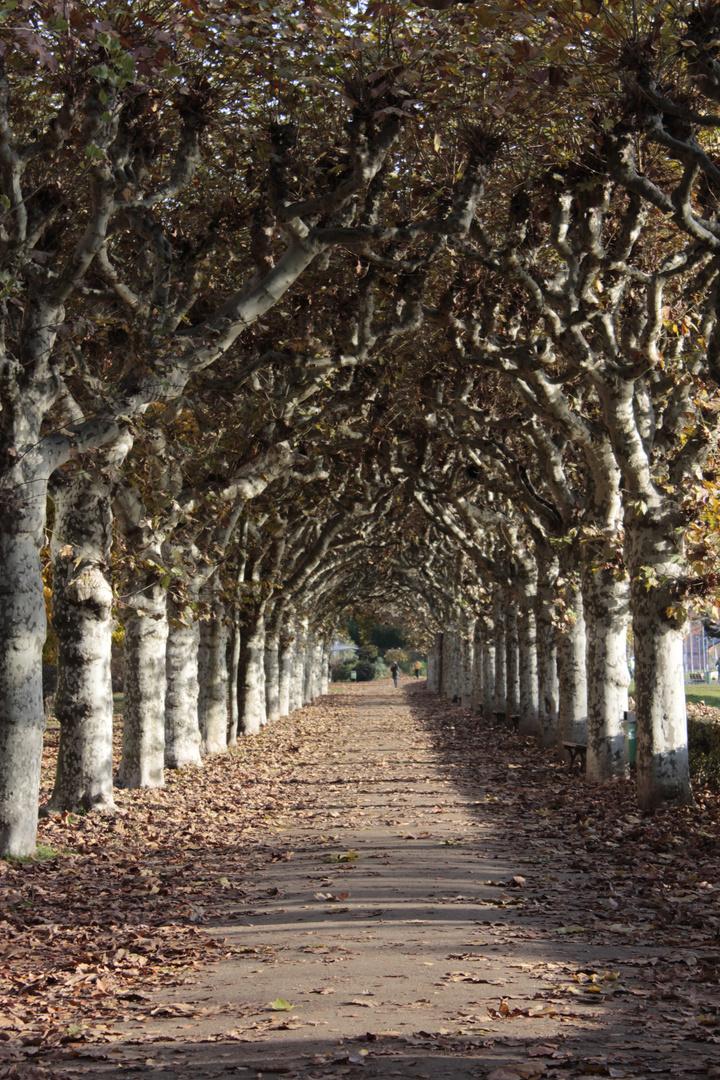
[390,661,399,688]
[413,660,421,679]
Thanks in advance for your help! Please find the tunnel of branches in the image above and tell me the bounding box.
[4,0,720,856]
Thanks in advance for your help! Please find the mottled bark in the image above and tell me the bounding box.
[302,630,315,705]
[118,581,168,790]
[238,607,266,736]
[536,547,559,749]
[310,637,324,700]
[278,627,295,717]
[493,590,507,714]
[626,509,692,808]
[0,496,48,854]
[165,600,202,769]
[427,633,442,692]
[321,640,331,694]
[46,474,115,813]
[461,623,474,709]
[556,572,588,757]
[471,621,484,712]
[289,628,306,712]
[441,630,454,698]
[505,598,520,720]
[265,632,280,722]
[482,614,496,719]
[583,565,630,782]
[198,587,228,756]
[227,621,241,746]
[517,606,539,734]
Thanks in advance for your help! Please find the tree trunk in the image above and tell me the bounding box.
[118,581,168,789]
[0,495,49,855]
[517,606,539,734]
[471,621,484,712]
[198,586,228,756]
[556,567,588,757]
[536,547,559,748]
[321,640,330,694]
[626,508,692,808]
[265,632,280,722]
[461,623,474,708]
[164,600,202,769]
[303,630,315,705]
[442,630,455,698]
[493,590,507,714]
[45,474,115,814]
[290,627,306,712]
[505,597,520,721]
[482,614,496,719]
[311,637,324,700]
[278,623,295,716]
[583,564,630,782]
[227,619,241,746]
[238,607,267,736]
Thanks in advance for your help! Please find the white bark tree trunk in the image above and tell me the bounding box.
[238,608,266,736]
[482,614,495,719]
[556,570,588,757]
[45,474,115,813]
[321,640,330,694]
[517,606,539,734]
[461,623,474,708]
[626,509,692,807]
[0,509,47,855]
[471,621,484,712]
[493,590,507,715]
[583,565,630,782]
[505,597,520,720]
[290,627,306,712]
[311,637,324,700]
[118,581,168,790]
[198,586,228,756]
[427,633,442,692]
[227,620,241,746]
[536,547,559,748]
[265,632,281,722]
[164,600,202,769]
[442,630,454,698]
[278,624,295,716]
[302,629,314,704]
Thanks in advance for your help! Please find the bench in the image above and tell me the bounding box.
[563,741,587,771]
[493,710,506,726]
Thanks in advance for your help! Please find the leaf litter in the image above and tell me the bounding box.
[0,682,719,1079]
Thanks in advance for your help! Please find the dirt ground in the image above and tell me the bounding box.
[2,680,720,1080]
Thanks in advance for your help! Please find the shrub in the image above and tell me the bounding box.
[688,716,720,789]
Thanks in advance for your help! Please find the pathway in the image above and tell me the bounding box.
[41,680,720,1080]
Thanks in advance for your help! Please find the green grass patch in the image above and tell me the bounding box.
[685,683,720,706]
[2,842,69,864]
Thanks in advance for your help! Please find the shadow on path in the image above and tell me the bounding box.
[15,681,720,1079]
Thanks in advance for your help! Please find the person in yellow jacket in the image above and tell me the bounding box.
[413,660,422,679]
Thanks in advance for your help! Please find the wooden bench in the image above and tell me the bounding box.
[493,710,506,726]
[563,741,587,771]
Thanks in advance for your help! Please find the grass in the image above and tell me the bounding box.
[3,842,68,865]
[685,683,720,707]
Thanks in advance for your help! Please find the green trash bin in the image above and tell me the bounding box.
[624,711,637,764]
[350,670,357,681]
